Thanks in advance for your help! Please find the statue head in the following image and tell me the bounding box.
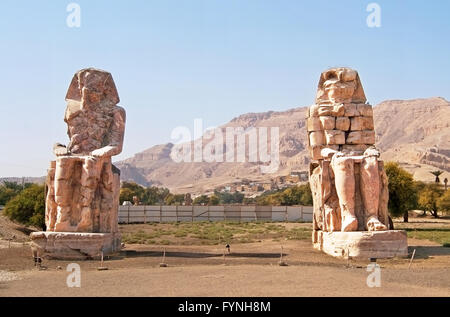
[65,68,120,107]
[315,67,366,104]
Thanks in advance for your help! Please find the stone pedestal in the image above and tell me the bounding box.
[313,230,408,259]
[30,232,121,260]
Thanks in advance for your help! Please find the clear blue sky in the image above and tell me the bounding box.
[0,0,449,177]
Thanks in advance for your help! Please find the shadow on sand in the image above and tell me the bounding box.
[117,249,284,259]
[408,245,450,259]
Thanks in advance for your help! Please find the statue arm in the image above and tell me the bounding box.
[91,107,126,158]
[321,147,339,159]
[363,147,380,157]
[53,143,69,156]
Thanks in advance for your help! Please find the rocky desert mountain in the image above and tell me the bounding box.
[374,97,450,180]
[116,97,450,193]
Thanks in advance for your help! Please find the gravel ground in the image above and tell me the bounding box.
[0,270,20,283]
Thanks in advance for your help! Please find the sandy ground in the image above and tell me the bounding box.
[0,215,449,297]
[1,237,449,297]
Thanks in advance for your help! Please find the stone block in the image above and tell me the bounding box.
[307,117,322,131]
[332,104,345,117]
[350,116,374,131]
[343,104,358,117]
[30,232,122,260]
[309,131,325,146]
[335,117,350,131]
[314,230,408,259]
[357,104,373,117]
[315,104,345,117]
[309,104,319,117]
[341,144,370,153]
[325,130,345,145]
[346,130,376,145]
[320,116,336,130]
[309,145,339,160]
[316,106,332,116]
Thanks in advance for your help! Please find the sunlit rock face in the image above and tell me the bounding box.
[308,67,407,258]
[31,68,125,259]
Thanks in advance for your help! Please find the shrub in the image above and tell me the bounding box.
[4,184,45,229]
[437,190,450,214]
[385,162,418,222]
[418,184,444,218]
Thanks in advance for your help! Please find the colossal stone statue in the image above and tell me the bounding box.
[31,68,125,259]
[308,68,408,258]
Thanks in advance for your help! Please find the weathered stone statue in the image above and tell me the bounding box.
[184,193,193,206]
[31,68,125,259]
[307,68,407,258]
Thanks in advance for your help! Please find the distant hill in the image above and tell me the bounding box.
[116,97,450,193]
[374,97,450,179]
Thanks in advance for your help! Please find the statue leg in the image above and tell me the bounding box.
[77,157,101,232]
[360,155,387,231]
[331,155,358,232]
[54,157,75,232]
[99,161,114,232]
[45,161,57,231]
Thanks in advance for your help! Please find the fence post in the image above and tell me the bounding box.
[176,205,178,222]
[127,205,130,224]
[144,206,147,224]
[160,205,162,223]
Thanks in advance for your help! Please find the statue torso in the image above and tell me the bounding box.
[64,102,115,155]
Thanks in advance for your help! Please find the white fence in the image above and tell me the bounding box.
[118,205,313,224]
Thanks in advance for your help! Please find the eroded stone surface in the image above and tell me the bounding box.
[31,68,126,259]
[30,232,121,260]
[308,67,406,258]
[350,116,374,131]
[324,130,345,145]
[336,117,350,131]
[347,130,376,145]
[314,230,408,259]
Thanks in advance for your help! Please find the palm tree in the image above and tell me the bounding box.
[430,170,444,183]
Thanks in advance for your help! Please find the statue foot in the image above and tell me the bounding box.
[54,221,72,232]
[366,216,387,231]
[341,216,358,232]
[76,222,93,232]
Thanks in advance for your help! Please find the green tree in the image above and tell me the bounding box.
[208,195,220,206]
[242,197,256,205]
[214,191,245,204]
[437,190,450,214]
[164,194,184,205]
[283,184,313,206]
[120,182,172,205]
[385,162,418,222]
[418,183,444,218]
[0,186,17,205]
[121,182,146,199]
[4,184,45,229]
[254,184,313,206]
[119,188,135,205]
[144,187,170,205]
[193,195,210,205]
[0,181,32,205]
